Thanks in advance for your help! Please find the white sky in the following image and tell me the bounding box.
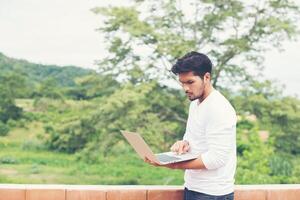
[0,0,299,97]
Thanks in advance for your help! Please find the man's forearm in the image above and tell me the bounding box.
[165,156,207,170]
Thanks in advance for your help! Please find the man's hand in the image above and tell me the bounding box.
[144,157,161,167]
[144,157,179,169]
[170,140,190,155]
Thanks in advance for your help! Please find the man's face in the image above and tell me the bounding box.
[178,71,207,101]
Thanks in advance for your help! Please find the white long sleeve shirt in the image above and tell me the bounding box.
[183,89,237,196]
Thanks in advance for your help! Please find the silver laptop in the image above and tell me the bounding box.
[121,131,198,165]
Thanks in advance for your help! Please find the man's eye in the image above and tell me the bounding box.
[187,81,193,84]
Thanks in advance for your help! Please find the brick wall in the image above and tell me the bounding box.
[0,184,299,200]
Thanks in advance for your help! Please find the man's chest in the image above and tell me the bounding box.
[185,108,209,153]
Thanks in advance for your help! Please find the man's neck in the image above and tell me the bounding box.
[198,85,214,104]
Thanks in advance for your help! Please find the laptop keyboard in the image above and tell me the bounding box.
[157,154,181,163]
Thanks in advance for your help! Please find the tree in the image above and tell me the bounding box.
[232,80,300,155]
[0,73,24,123]
[67,74,120,100]
[93,0,299,88]
[0,121,10,136]
[46,81,188,158]
[35,78,64,99]
[235,116,298,184]
[236,118,274,184]
[0,72,28,98]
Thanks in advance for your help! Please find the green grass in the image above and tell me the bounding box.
[0,147,184,185]
[3,99,300,185]
[0,119,184,185]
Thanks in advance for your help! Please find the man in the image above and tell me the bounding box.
[145,51,237,200]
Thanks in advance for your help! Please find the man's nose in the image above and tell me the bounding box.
[183,85,189,93]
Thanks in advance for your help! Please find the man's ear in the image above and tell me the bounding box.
[204,72,211,83]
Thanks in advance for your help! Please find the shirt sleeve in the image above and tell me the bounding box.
[201,106,237,170]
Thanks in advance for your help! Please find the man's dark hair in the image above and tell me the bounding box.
[171,51,212,78]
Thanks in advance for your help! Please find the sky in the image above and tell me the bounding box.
[0,0,299,97]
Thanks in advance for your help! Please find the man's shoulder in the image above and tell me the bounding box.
[207,91,236,118]
[209,90,233,107]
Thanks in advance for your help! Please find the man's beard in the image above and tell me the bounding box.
[188,95,198,101]
[187,90,204,101]
[187,93,201,101]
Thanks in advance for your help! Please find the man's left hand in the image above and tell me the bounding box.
[144,157,178,169]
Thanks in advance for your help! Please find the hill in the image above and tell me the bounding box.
[0,52,94,87]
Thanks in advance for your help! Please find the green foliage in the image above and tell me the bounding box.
[0,103,23,123]
[0,52,93,91]
[0,72,28,98]
[0,121,10,136]
[236,119,274,184]
[1,87,299,184]
[44,81,188,158]
[94,0,300,87]
[21,139,46,151]
[269,154,293,177]
[67,74,120,100]
[233,81,300,155]
[270,97,300,155]
[0,156,18,164]
[34,78,64,100]
[33,98,65,112]
[0,72,24,123]
[44,118,97,153]
[232,80,300,184]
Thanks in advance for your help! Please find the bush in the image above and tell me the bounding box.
[0,121,9,136]
[21,139,46,151]
[44,82,187,157]
[0,156,18,164]
[6,119,17,128]
[30,164,41,174]
[269,154,293,177]
[15,118,26,128]
[23,112,39,121]
[44,118,97,153]
[0,103,23,123]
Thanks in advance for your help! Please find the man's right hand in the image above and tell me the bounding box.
[170,140,190,155]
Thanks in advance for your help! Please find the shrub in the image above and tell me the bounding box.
[21,139,46,151]
[269,154,293,177]
[0,121,9,136]
[0,156,18,164]
[6,119,17,128]
[44,118,97,153]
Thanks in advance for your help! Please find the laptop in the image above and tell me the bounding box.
[121,131,198,165]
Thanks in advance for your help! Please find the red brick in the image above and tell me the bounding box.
[235,189,266,200]
[107,189,146,200]
[66,189,106,200]
[0,188,26,200]
[148,188,183,200]
[267,189,300,200]
[26,188,65,200]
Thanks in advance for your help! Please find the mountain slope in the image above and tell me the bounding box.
[0,52,94,87]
